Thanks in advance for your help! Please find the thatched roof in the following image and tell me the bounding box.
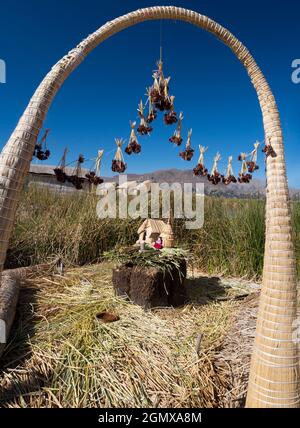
[138,219,172,235]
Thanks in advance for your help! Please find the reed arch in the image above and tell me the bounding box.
[0,6,299,408]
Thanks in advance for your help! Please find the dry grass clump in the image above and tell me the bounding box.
[0,264,241,408]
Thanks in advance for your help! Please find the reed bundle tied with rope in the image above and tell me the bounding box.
[125,122,141,155]
[137,101,153,136]
[207,152,222,185]
[86,150,104,186]
[179,129,194,161]
[112,139,127,173]
[169,112,183,146]
[193,145,209,177]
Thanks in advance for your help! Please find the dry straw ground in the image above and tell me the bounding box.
[0,263,260,408]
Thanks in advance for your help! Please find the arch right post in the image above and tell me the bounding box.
[245,62,300,407]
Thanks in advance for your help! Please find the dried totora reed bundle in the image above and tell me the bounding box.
[222,156,237,185]
[169,112,183,146]
[125,122,141,155]
[34,129,51,161]
[112,139,127,173]
[193,145,208,177]
[207,152,222,185]
[86,150,104,186]
[238,153,252,184]
[179,129,194,161]
[137,101,153,136]
[247,141,260,173]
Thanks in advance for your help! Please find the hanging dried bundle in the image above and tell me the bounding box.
[238,153,252,183]
[247,141,260,173]
[169,112,183,146]
[137,101,153,136]
[222,156,237,185]
[164,96,177,125]
[149,72,161,104]
[207,152,222,185]
[146,97,158,124]
[68,154,85,190]
[85,172,103,186]
[112,139,127,173]
[54,147,68,183]
[86,150,104,186]
[149,61,174,112]
[262,138,277,158]
[34,129,51,161]
[179,129,194,161]
[193,146,208,176]
[125,122,141,155]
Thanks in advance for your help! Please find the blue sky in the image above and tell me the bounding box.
[0,0,299,186]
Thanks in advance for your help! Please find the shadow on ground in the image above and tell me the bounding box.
[185,276,228,305]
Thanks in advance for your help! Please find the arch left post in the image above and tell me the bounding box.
[0,71,62,276]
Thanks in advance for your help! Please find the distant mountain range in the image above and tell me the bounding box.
[103,168,300,200]
[28,165,300,199]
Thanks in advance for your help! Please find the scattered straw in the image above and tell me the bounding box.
[0,264,257,408]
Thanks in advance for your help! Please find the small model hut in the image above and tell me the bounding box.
[137,219,175,248]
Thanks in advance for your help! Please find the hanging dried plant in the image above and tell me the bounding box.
[112,139,127,174]
[149,61,175,112]
[193,146,208,177]
[86,150,104,186]
[137,101,153,136]
[34,129,51,161]
[145,94,157,123]
[179,129,194,161]
[54,147,68,183]
[262,138,277,158]
[238,152,252,183]
[222,156,237,185]
[164,96,177,125]
[149,71,162,104]
[169,112,183,146]
[68,154,85,190]
[207,152,222,185]
[125,122,141,155]
[246,141,260,173]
